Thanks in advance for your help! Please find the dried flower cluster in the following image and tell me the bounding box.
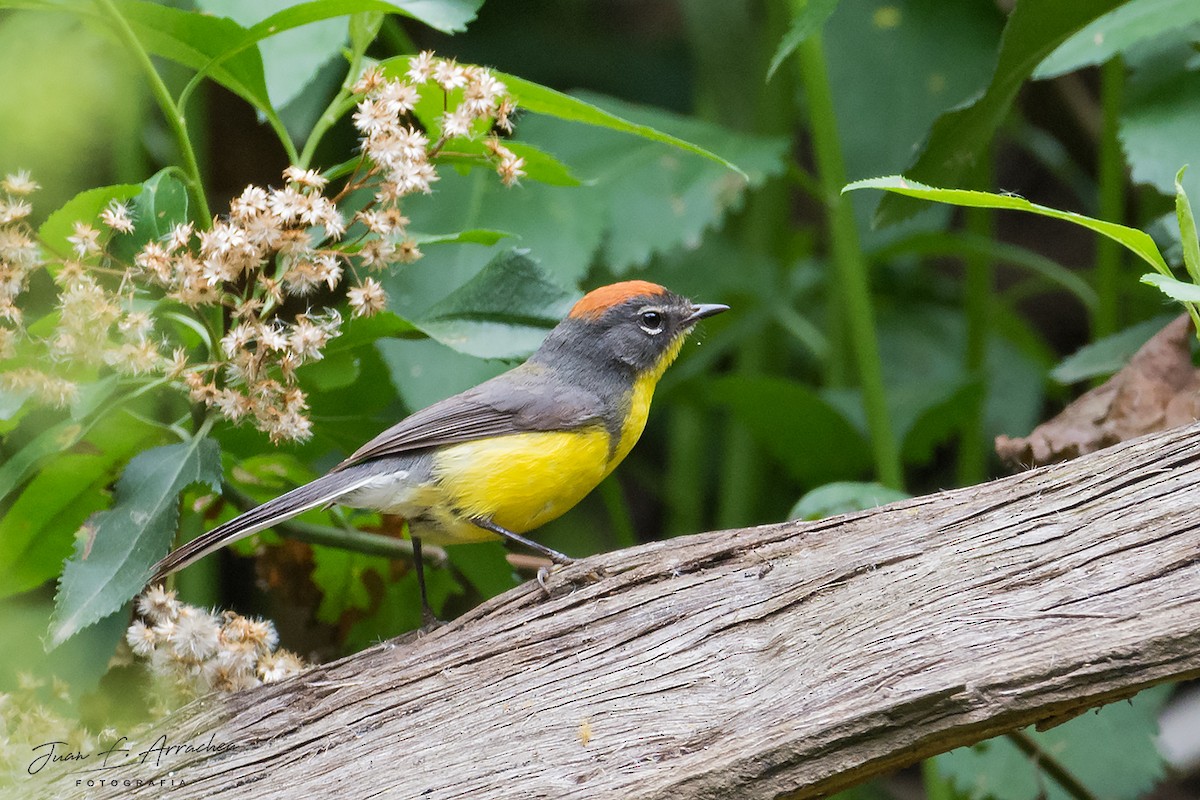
[0,52,520,441]
[126,585,305,696]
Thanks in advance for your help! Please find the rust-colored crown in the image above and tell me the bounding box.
[568,280,668,320]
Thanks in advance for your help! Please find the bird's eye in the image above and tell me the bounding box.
[639,310,664,334]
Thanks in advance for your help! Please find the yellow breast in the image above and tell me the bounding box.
[429,428,612,542]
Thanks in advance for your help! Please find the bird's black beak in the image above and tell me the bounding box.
[684,303,729,326]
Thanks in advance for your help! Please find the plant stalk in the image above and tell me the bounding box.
[794,32,902,489]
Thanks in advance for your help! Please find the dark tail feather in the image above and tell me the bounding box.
[149,470,377,583]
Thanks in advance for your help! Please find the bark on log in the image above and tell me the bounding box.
[43,423,1200,799]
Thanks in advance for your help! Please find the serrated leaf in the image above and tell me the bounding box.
[936,685,1170,800]
[0,414,161,599]
[495,72,748,177]
[110,168,190,263]
[1141,271,1200,301]
[767,0,841,79]
[848,175,1171,274]
[198,0,347,112]
[1051,316,1177,384]
[413,249,576,359]
[875,0,1126,226]
[1036,0,1200,79]
[788,481,910,521]
[48,437,222,648]
[38,183,142,259]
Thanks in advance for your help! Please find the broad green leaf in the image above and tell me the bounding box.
[875,0,1126,226]
[48,436,222,648]
[788,481,910,521]
[0,414,161,599]
[1036,0,1200,79]
[936,685,1170,800]
[767,0,841,79]
[310,544,391,624]
[110,168,190,263]
[1121,73,1200,208]
[198,0,347,112]
[112,0,274,112]
[1176,167,1200,283]
[495,72,748,177]
[413,249,576,359]
[38,182,141,259]
[1050,316,1176,384]
[848,175,1172,274]
[705,376,872,485]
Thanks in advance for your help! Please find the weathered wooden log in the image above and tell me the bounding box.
[38,422,1200,799]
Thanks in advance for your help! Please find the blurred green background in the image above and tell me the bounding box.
[3,0,1198,797]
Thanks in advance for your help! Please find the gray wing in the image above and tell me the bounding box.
[332,364,607,471]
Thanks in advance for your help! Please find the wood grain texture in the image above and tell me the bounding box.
[43,423,1200,799]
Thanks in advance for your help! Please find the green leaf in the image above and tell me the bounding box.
[439,139,583,187]
[1035,0,1200,79]
[495,72,748,177]
[705,376,872,485]
[1176,166,1200,283]
[0,414,161,599]
[413,249,577,359]
[1141,271,1200,302]
[110,168,190,263]
[936,685,1170,800]
[377,0,482,33]
[444,542,519,599]
[409,229,514,246]
[1051,316,1177,384]
[767,0,841,80]
[788,481,911,521]
[310,544,391,624]
[197,0,345,112]
[344,568,462,650]
[874,0,1126,226]
[848,175,1172,274]
[48,436,222,648]
[0,377,121,502]
[38,182,142,258]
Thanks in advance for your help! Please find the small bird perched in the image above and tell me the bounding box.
[150,281,727,615]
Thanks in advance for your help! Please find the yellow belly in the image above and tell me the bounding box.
[427,428,612,544]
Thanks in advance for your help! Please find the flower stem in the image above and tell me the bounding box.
[95,0,211,224]
[1095,56,1126,338]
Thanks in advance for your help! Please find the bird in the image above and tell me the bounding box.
[149,280,728,617]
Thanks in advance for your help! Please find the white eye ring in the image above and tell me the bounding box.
[639,309,664,335]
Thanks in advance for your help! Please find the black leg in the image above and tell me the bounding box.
[411,536,438,628]
[470,517,574,565]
